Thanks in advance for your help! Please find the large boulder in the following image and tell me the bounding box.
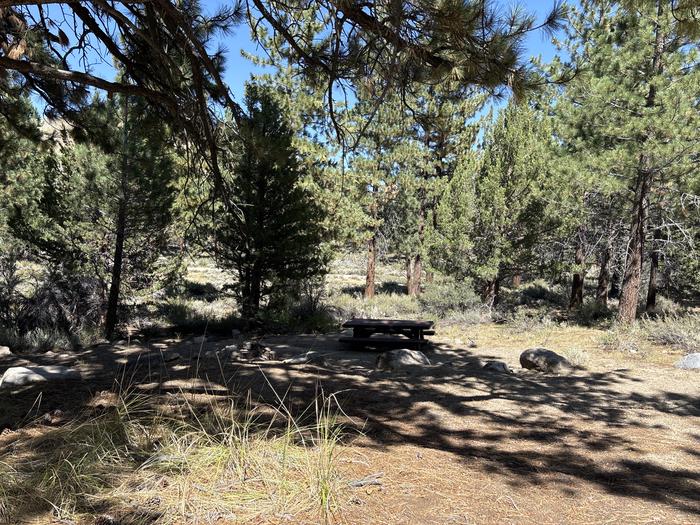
[376,349,431,372]
[0,366,80,389]
[675,353,700,370]
[519,348,572,374]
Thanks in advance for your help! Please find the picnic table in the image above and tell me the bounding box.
[339,318,435,350]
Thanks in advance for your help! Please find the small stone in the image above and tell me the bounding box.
[0,346,12,357]
[231,329,241,336]
[468,339,478,348]
[192,336,206,344]
[482,360,512,374]
[675,353,700,370]
[42,409,65,425]
[283,351,327,366]
[520,348,572,374]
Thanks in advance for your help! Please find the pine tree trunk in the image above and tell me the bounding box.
[408,254,422,296]
[646,228,662,313]
[105,200,126,339]
[364,233,376,299]
[104,96,129,339]
[482,278,499,307]
[618,165,651,324]
[609,269,621,299]
[247,264,262,317]
[618,0,664,324]
[596,239,611,308]
[569,232,585,309]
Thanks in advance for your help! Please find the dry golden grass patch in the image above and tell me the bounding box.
[0,388,351,525]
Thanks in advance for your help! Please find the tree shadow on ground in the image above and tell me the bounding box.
[1,333,698,521]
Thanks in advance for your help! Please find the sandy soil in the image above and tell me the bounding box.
[1,326,698,524]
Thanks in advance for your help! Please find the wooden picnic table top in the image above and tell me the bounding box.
[342,318,434,330]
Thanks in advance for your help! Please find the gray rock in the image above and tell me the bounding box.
[162,352,181,362]
[675,353,700,370]
[482,360,512,374]
[520,348,572,374]
[192,336,207,344]
[0,365,80,389]
[0,346,12,357]
[376,349,431,371]
[231,329,241,336]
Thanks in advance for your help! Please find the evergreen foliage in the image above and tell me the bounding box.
[213,84,328,317]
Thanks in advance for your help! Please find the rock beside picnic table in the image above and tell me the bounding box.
[0,365,80,389]
[675,353,700,370]
[520,348,572,374]
[376,349,430,372]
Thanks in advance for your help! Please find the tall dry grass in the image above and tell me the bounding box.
[0,385,350,524]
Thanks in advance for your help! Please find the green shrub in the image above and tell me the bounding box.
[599,323,643,354]
[574,300,613,326]
[264,280,338,333]
[159,297,241,334]
[418,279,480,317]
[329,292,421,320]
[507,308,557,334]
[518,279,567,306]
[641,314,700,352]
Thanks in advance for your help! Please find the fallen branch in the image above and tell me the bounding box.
[348,471,384,488]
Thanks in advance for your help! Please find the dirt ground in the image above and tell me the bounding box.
[1,325,698,525]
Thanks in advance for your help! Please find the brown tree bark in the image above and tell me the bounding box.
[364,233,377,299]
[618,0,664,324]
[646,228,662,313]
[104,95,129,339]
[408,254,422,296]
[619,164,652,323]
[482,278,500,307]
[569,230,585,309]
[595,239,612,308]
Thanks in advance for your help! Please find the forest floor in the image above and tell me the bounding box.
[1,322,698,524]
[1,256,698,524]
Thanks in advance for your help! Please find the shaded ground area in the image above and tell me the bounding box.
[1,327,698,524]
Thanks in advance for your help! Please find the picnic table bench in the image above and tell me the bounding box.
[339,318,435,351]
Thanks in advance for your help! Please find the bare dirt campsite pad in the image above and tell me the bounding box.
[0,325,698,525]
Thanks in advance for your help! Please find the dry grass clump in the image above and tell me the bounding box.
[599,323,643,354]
[0,389,349,524]
[640,314,700,352]
[561,346,590,367]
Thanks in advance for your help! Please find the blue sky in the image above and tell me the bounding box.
[205,0,563,101]
[34,1,563,108]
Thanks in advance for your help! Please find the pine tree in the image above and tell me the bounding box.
[553,0,700,323]
[213,83,328,317]
[436,99,562,305]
